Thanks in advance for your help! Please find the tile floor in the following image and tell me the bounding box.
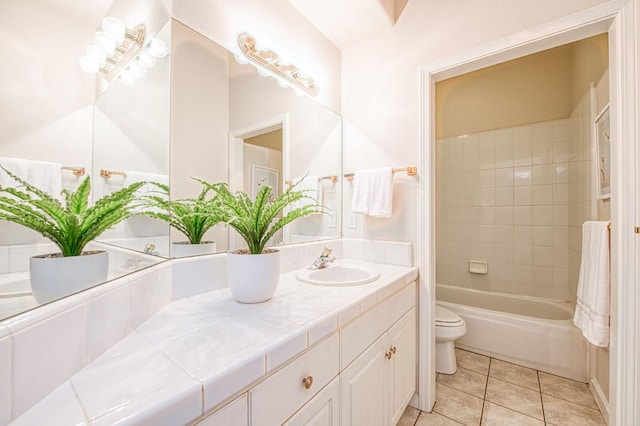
[399,349,607,426]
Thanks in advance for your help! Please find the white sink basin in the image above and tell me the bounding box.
[295,262,380,286]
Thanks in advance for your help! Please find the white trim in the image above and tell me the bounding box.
[590,378,610,424]
[417,67,436,411]
[418,2,638,423]
[608,2,639,424]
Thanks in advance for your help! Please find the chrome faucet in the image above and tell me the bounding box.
[309,247,336,270]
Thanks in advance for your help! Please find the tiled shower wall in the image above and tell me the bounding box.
[436,119,571,300]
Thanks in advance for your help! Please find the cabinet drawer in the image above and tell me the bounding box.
[251,333,339,426]
[389,282,416,325]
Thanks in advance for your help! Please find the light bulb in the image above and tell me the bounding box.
[119,68,137,85]
[147,38,169,58]
[137,49,156,68]
[94,31,116,54]
[257,68,269,77]
[102,16,126,43]
[79,55,100,73]
[86,45,107,63]
[277,79,288,88]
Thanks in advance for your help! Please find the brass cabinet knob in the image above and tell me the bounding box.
[391,346,397,354]
[385,351,392,360]
[302,376,314,389]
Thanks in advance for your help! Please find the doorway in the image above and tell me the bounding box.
[229,115,289,249]
[419,3,640,425]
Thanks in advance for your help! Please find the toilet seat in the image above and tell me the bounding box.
[435,305,464,327]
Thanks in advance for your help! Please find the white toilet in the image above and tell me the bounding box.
[435,305,467,374]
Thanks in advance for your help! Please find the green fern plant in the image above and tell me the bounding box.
[206,180,324,255]
[141,180,224,244]
[0,165,145,257]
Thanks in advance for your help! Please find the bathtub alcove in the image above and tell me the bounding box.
[437,284,588,381]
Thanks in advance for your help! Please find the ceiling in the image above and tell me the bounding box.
[288,0,409,49]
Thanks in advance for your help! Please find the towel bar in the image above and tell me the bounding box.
[100,169,127,178]
[344,166,417,181]
[285,175,338,186]
[61,166,85,175]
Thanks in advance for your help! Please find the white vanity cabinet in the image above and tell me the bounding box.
[194,281,417,426]
[340,282,416,426]
[340,308,416,426]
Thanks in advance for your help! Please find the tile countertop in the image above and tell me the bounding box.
[13,260,419,425]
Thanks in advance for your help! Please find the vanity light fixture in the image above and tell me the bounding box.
[79,16,169,85]
[237,33,319,97]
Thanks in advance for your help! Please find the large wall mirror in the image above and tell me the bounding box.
[0,1,342,321]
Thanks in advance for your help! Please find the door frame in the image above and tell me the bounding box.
[418,1,639,424]
[228,114,290,249]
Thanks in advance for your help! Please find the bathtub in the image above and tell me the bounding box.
[436,283,588,382]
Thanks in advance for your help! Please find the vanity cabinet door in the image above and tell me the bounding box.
[388,308,417,425]
[340,334,389,426]
[195,394,247,426]
[283,377,340,426]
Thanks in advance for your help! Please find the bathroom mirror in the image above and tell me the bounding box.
[166,20,342,256]
[227,50,342,248]
[93,19,172,257]
[0,1,341,320]
[0,0,170,321]
[96,18,342,257]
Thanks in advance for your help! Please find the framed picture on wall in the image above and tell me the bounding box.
[251,165,279,200]
[595,105,611,200]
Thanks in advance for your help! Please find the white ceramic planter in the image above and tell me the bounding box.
[171,241,217,258]
[226,250,280,303]
[29,251,109,304]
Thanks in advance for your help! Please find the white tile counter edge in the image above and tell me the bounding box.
[12,261,418,425]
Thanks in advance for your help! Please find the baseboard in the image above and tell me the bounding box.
[590,378,609,424]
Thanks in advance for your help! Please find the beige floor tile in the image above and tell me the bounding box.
[538,371,598,409]
[416,411,464,425]
[481,401,545,426]
[398,405,421,426]
[489,359,539,391]
[437,367,488,398]
[455,349,490,375]
[485,377,543,420]
[542,394,606,425]
[434,382,484,425]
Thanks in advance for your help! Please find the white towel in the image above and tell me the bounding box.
[573,221,610,347]
[291,175,321,211]
[0,157,62,200]
[351,167,394,218]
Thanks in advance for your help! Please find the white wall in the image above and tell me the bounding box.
[341,0,608,265]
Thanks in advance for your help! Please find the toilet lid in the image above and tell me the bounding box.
[435,305,464,325]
